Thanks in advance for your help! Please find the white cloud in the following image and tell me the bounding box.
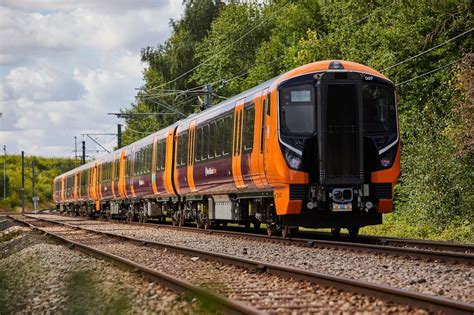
[0,0,184,157]
[3,64,84,102]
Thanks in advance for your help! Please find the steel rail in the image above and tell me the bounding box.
[9,215,263,315]
[100,219,474,265]
[42,211,474,253]
[23,214,474,315]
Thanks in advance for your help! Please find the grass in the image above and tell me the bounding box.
[63,270,131,315]
[0,230,23,243]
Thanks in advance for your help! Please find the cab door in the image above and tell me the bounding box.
[258,88,269,187]
[232,99,246,189]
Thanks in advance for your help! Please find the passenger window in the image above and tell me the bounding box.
[244,105,255,152]
[203,124,209,160]
[196,128,202,162]
[156,142,161,171]
[235,111,242,156]
[216,119,223,157]
[182,132,188,166]
[177,135,182,167]
[188,130,193,165]
[224,115,232,155]
[161,141,166,170]
[266,94,271,116]
[209,122,216,159]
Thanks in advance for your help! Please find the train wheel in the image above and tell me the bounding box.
[282,226,297,238]
[253,222,261,232]
[348,227,359,238]
[331,228,341,237]
[126,209,134,223]
[266,224,276,236]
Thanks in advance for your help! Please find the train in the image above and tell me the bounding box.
[54,60,400,237]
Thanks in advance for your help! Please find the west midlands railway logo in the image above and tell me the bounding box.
[205,166,217,176]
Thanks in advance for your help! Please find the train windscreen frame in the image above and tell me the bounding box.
[279,83,316,137]
[362,83,397,151]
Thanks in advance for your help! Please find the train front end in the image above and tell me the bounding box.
[273,60,400,232]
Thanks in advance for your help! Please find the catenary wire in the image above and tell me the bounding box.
[395,56,466,87]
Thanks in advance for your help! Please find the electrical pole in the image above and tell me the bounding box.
[32,160,37,212]
[3,145,5,200]
[21,151,25,214]
[117,124,122,149]
[74,136,78,165]
[204,84,212,110]
[82,141,86,165]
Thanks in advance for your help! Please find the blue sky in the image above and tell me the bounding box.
[0,0,184,158]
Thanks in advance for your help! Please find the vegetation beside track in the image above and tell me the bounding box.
[0,155,76,212]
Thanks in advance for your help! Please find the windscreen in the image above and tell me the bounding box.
[280,84,316,136]
[363,84,396,135]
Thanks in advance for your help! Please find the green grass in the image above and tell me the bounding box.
[63,270,131,315]
[361,213,474,243]
[0,230,23,243]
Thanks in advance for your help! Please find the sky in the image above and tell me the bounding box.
[0,0,184,158]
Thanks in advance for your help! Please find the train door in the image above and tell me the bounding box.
[118,151,127,198]
[319,78,364,185]
[111,154,116,198]
[187,121,196,193]
[164,128,178,195]
[130,146,136,198]
[61,176,65,202]
[74,172,78,201]
[232,99,246,189]
[151,136,159,195]
[252,89,269,187]
[92,162,99,210]
[98,160,103,200]
[263,89,271,181]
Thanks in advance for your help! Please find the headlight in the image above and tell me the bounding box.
[284,147,303,170]
[381,158,391,167]
[379,150,394,168]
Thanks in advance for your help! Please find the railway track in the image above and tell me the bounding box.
[11,214,474,314]
[10,215,260,315]
[39,210,474,255]
[101,218,474,265]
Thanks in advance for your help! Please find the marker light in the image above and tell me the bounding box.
[283,147,302,170]
[381,158,391,167]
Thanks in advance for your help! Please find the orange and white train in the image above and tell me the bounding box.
[54,60,400,237]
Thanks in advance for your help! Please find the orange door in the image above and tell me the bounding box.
[259,89,270,186]
[118,151,127,198]
[187,121,196,192]
[74,172,78,201]
[61,176,65,202]
[151,137,159,195]
[232,99,246,189]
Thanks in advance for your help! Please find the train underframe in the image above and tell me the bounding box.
[59,183,383,237]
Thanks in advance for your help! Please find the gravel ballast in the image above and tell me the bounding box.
[30,220,426,314]
[33,214,474,304]
[0,222,202,314]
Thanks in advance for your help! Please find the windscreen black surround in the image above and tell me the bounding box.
[278,72,397,180]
